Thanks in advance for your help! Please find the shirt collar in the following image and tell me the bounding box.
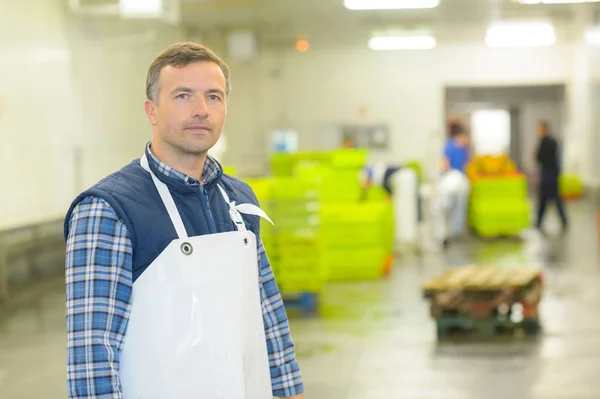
[145,142,222,186]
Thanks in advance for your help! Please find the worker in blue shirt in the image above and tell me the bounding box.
[438,122,471,243]
[64,42,304,399]
[443,122,470,173]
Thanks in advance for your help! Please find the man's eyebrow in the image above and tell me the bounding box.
[206,88,226,96]
[171,87,195,95]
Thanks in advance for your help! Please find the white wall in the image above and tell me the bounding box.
[445,86,566,173]
[0,0,76,230]
[224,44,574,177]
[0,1,186,230]
[520,101,566,172]
[1,2,596,229]
[67,21,185,190]
[590,46,600,184]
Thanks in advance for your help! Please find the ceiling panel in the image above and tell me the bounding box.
[67,0,600,46]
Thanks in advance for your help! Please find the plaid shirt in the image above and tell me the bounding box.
[65,145,304,398]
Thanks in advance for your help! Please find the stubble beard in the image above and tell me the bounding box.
[166,126,219,157]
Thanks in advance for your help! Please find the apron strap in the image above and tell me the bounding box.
[217,185,274,232]
[140,154,189,239]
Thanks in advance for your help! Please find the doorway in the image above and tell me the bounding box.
[444,84,566,176]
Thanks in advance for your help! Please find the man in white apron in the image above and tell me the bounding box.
[65,42,305,399]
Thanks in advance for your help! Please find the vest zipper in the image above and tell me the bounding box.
[200,186,217,234]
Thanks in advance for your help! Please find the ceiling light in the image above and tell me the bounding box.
[518,0,599,4]
[369,35,437,50]
[485,21,556,48]
[345,0,439,10]
[119,0,163,18]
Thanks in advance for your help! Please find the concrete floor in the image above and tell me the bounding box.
[1,200,599,399]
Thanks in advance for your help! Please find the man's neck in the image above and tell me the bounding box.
[150,138,207,183]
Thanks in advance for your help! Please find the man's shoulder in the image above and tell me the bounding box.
[66,158,144,221]
[90,159,144,194]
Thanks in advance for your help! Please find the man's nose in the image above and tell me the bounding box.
[193,97,209,118]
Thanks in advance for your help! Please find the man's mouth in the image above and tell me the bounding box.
[185,125,211,132]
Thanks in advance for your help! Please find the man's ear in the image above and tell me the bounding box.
[144,100,158,126]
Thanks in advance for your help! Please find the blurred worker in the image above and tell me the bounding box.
[342,136,357,148]
[535,121,568,232]
[64,43,304,399]
[443,122,470,174]
[438,122,471,243]
[359,162,420,248]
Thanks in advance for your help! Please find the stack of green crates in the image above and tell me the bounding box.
[320,195,393,281]
[469,174,531,237]
[319,149,393,282]
[270,175,327,294]
[271,151,333,177]
[263,149,393,286]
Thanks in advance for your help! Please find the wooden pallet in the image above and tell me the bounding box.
[436,316,540,340]
[422,265,543,323]
[423,265,542,293]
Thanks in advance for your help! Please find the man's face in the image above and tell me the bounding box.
[536,123,546,137]
[146,61,228,156]
[456,132,469,147]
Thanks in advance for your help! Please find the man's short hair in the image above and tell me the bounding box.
[146,42,231,103]
[448,122,466,138]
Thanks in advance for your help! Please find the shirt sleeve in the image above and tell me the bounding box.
[65,196,133,399]
[257,238,304,397]
[443,141,452,158]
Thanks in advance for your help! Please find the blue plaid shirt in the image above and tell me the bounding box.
[65,145,304,398]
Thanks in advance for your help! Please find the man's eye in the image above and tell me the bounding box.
[177,93,189,99]
[209,94,222,101]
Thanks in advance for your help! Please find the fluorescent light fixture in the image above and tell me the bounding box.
[485,21,556,48]
[345,0,439,10]
[369,35,436,50]
[519,0,599,4]
[119,0,163,18]
[584,26,600,45]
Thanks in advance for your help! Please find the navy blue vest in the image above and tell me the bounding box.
[64,153,262,283]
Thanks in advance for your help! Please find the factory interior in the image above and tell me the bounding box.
[1,0,600,398]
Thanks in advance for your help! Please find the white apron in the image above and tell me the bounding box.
[119,155,273,399]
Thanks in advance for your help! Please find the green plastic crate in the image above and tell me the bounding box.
[325,248,387,282]
[223,165,237,176]
[321,226,385,248]
[278,274,326,293]
[320,202,390,224]
[365,187,389,201]
[329,149,368,169]
[470,176,528,199]
[470,199,530,215]
[560,174,583,197]
[243,177,273,200]
[271,178,321,200]
[469,198,531,236]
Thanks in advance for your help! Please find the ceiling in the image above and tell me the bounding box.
[69,0,600,47]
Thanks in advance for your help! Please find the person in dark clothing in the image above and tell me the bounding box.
[535,121,568,231]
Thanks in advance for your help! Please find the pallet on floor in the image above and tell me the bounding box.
[422,265,543,339]
[436,315,541,340]
[282,292,319,316]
